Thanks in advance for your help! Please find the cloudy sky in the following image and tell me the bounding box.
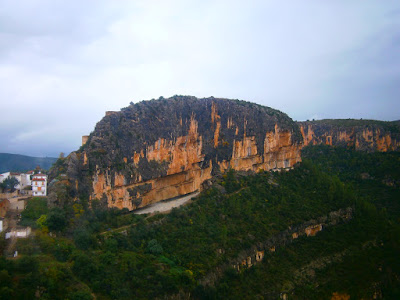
[1,0,399,157]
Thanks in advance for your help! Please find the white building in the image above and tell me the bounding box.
[32,173,47,196]
[0,217,8,233]
[11,172,34,190]
[0,172,10,183]
[5,227,31,239]
[22,171,34,188]
[0,171,33,191]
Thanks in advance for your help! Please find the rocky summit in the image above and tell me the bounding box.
[51,96,400,211]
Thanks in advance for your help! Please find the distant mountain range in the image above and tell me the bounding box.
[0,153,57,173]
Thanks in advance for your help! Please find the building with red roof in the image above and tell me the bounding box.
[32,172,47,196]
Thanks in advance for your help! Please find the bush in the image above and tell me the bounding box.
[20,197,48,227]
[147,239,163,255]
[47,208,68,232]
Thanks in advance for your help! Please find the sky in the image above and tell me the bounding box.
[1,0,399,157]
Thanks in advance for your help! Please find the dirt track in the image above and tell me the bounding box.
[134,192,199,215]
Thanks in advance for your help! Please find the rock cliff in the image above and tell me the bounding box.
[61,96,302,210]
[51,98,399,211]
[298,119,400,152]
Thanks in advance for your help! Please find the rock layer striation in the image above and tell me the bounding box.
[65,96,302,210]
[51,98,400,211]
[299,120,400,152]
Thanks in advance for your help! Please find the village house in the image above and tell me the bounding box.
[11,171,33,190]
[32,172,47,196]
[0,172,10,183]
[0,217,8,233]
[5,227,31,239]
[0,170,34,192]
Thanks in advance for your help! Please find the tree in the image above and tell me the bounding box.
[147,239,163,255]
[47,208,67,232]
[0,177,19,192]
[36,215,48,233]
[17,256,39,273]
[73,228,95,250]
[67,289,93,300]
[224,169,240,193]
[72,252,98,280]
[20,198,48,227]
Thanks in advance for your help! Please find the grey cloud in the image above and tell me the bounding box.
[0,0,399,157]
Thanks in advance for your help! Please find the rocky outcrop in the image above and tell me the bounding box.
[199,207,353,287]
[89,114,214,210]
[53,97,399,211]
[62,96,302,211]
[218,124,302,172]
[299,120,400,152]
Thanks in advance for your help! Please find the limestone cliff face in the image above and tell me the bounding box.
[299,120,400,152]
[71,96,302,210]
[218,124,302,172]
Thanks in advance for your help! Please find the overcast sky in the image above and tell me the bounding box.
[1,0,399,157]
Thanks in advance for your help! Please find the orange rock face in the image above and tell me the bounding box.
[87,117,399,211]
[305,224,323,236]
[91,116,212,210]
[211,102,222,148]
[299,123,400,152]
[69,97,400,213]
[218,124,302,173]
[89,111,302,210]
[83,98,305,211]
[83,152,88,165]
[92,115,207,209]
[146,116,204,175]
[256,251,264,262]
[132,150,144,165]
[264,124,302,170]
[92,162,213,210]
[331,292,350,300]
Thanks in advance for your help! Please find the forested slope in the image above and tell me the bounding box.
[211,146,400,299]
[0,153,57,173]
[2,146,399,299]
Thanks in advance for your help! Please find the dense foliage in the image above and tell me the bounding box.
[211,146,400,299]
[1,146,399,299]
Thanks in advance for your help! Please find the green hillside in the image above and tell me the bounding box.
[1,146,399,299]
[212,146,400,299]
[0,153,57,173]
